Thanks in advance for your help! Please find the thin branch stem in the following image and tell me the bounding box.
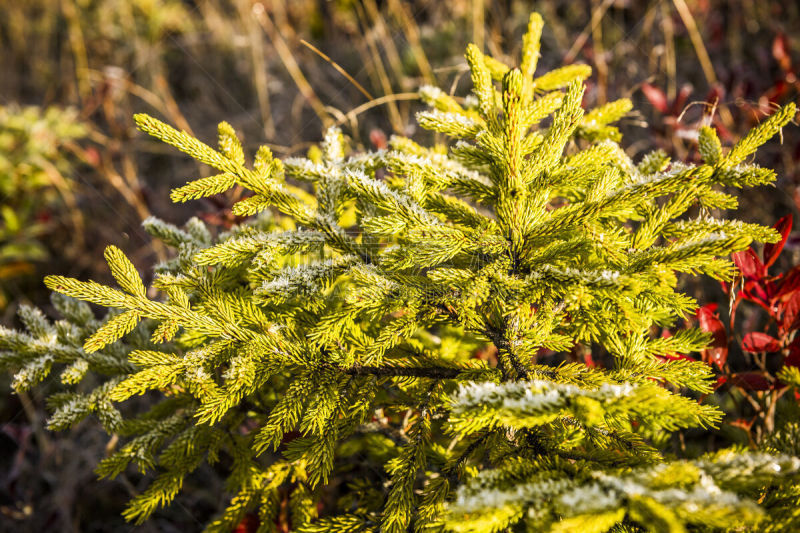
[345,365,463,379]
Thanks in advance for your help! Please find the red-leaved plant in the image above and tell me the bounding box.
[690,214,798,440]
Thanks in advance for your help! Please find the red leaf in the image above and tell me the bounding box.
[728,417,755,431]
[742,278,771,306]
[641,83,669,114]
[729,372,772,391]
[704,84,725,107]
[234,514,260,533]
[732,248,765,279]
[711,115,734,142]
[773,33,793,73]
[763,79,790,106]
[369,128,388,150]
[84,146,101,167]
[764,214,792,268]
[781,291,800,335]
[671,83,694,116]
[777,267,800,299]
[786,340,800,367]
[742,332,781,353]
[697,305,728,369]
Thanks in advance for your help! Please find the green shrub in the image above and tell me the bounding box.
[2,13,800,532]
[0,105,87,310]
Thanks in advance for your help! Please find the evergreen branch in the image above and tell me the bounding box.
[724,103,796,165]
[2,12,798,533]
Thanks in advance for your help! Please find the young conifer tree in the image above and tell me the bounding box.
[3,12,800,532]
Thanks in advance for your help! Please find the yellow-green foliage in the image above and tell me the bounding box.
[3,13,800,533]
[0,105,87,308]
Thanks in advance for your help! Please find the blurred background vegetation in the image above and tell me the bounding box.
[0,0,798,530]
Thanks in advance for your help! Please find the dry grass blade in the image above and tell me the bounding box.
[86,69,193,135]
[660,1,677,101]
[354,1,406,133]
[671,0,734,128]
[671,0,717,87]
[472,0,485,53]
[564,0,615,64]
[387,0,435,84]
[300,39,374,101]
[592,0,609,105]
[362,0,406,84]
[236,0,275,137]
[252,2,333,129]
[60,0,91,101]
[336,92,419,128]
